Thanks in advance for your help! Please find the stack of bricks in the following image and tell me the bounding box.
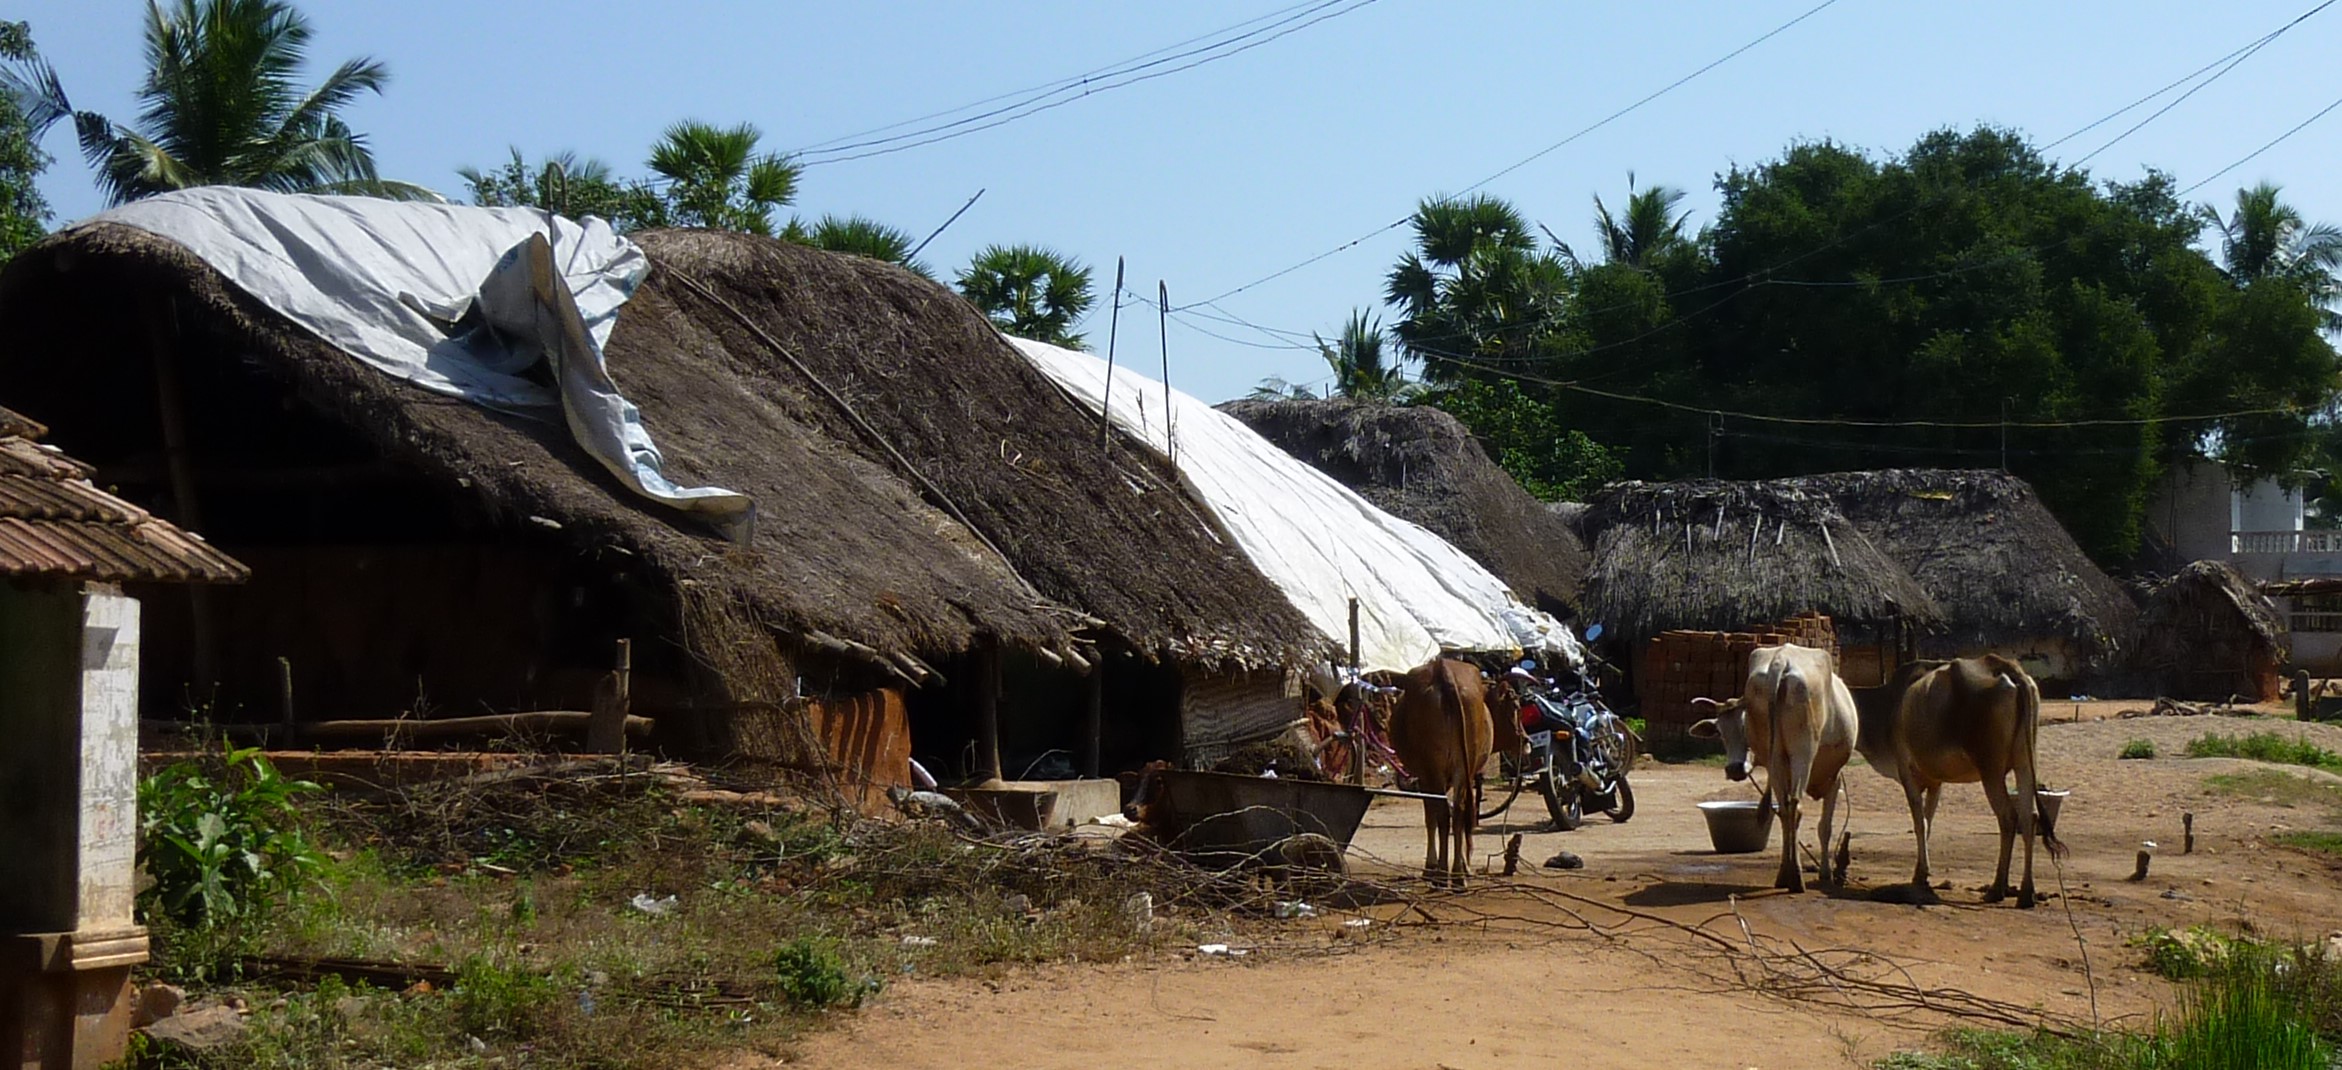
[1637,614,1836,746]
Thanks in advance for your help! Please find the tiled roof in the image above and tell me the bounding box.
[0,408,247,584]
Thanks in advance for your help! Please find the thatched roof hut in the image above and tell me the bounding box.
[1216,398,1587,617]
[0,219,1318,767]
[2133,561,2288,702]
[1579,478,1943,646]
[1802,470,2137,680]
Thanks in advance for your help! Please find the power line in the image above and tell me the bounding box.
[1181,0,2333,337]
[1181,0,1844,310]
[1416,349,2302,429]
[789,0,1333,154]
[795,0,1382,167]
[2069,0,2334,167]
[2179,89,2342,197]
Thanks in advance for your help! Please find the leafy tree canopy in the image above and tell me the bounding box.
[0,21,53,259]
[1374,127,2341,562]
[5,0,431,204]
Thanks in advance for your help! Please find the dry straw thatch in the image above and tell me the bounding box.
[1216,397,1587,616]
[1580,477,1943,645]
[1800,469,2137,667]
[0,224,1321,707]
[2132,560,2288,702]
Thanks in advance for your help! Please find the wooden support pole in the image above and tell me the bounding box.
[975,641,1003,783]
[145,295,216,690]
[1084,658,1103,779]
[1100,257,1125,454]
[588,639,632,754]
[278,657,296,737]
[1347,597,1364,787]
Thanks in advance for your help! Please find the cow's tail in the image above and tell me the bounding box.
[1764,668,1797,814]
[1433,659,1474,818]
[2006,667,2066,859]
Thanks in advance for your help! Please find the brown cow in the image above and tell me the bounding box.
[1853,655,2062,907]
[1387,657,1494,886]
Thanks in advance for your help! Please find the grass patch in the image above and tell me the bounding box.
[2272,830,2342,857]
[2119,739,2157,760]
[2184,731,2342,771]
[2203,769,2342,811]
[1879,941,2342,1069]
[132,758,1228,1069]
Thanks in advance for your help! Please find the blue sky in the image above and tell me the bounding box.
[16,1,2342,403]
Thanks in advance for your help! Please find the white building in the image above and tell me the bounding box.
[2146,460,2337,667]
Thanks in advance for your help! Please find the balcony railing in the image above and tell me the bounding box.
[2233,529,2342,554]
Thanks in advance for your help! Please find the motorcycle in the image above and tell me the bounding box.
[1480,660,1636,830]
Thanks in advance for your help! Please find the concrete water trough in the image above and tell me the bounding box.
[1147,770,1442,867]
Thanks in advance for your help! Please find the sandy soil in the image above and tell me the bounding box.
[787,712,2342,1070]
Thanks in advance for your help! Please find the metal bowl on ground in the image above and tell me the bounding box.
[2035,788,2070,828]
[1698,800,1773,854]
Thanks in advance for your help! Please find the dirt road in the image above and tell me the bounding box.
[788,714,2342,1070]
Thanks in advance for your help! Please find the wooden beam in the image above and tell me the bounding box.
[1084,658,1103,778]
[144,294,215,687]
[588,638,632,754]
[974,640,1003,782]
[297,711,652,746]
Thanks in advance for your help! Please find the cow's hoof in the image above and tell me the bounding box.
[1982,886,2008,904]
[2017,891,2038,910]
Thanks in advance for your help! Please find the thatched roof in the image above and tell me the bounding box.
[1216,398,1586,616]
[1580,478,1943,643]
[2134,560,2288,701]
[0,223,1318,680]
[1799,470,2137,661]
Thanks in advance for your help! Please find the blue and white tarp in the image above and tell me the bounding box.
[84,187,748,527]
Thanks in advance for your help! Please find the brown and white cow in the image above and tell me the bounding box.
[1388,657,1494,887]
[1853,655,2062,908]
[1689,643,1857,893]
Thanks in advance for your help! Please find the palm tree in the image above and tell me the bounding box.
[646,121,797,235]
[458,148,666,231]
[1385,194,1572,379]
[785,213,932,279]
[1316,309,1412,400]
[6,0,430,204]
[1591,173,1692,269]
[1247,375,1315,400]
[2203,182,2342,330]
[955,244,1094,349]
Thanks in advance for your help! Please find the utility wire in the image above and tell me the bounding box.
[790,0,1332,153]
[796,0,1382,167]
[1184,0,2333,333]
[2179,89,2342,196]
[2069,0,2334,167]
[1181,0,1844,310]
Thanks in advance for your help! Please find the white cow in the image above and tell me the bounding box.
[1689,643,1858,893]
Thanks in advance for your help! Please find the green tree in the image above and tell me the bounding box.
[1419,379,1621,500]
[955,244,1094,348]
[1385,194,1574,380]
[784,213,932,279]
[646,120,797,235]
[2202,182,2342,331]
[1589,173,1693,269]
[459,149,666,231]
[11,0,429,204]
[1315,309,1413,400]
[0,21,53,258]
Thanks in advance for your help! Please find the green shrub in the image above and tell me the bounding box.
[2119,739,2157,760]
[773,938,857,1009]
[2136,926,2250,981]
[452,956,558,1040]
[2146,952,2328,1070]
[138,742,324,926]
[2184,732,2342,771]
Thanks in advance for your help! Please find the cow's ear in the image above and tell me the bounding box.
[1688,718,1720,740]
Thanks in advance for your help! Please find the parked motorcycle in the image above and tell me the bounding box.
[1480,661,1635,830]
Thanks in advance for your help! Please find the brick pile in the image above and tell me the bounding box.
[1638,613,1837,745]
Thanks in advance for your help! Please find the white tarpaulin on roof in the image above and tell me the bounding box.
[1007,335,1581,675]
[82,187,749,529]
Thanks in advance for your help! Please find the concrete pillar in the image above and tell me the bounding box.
[0,582,150,1070]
